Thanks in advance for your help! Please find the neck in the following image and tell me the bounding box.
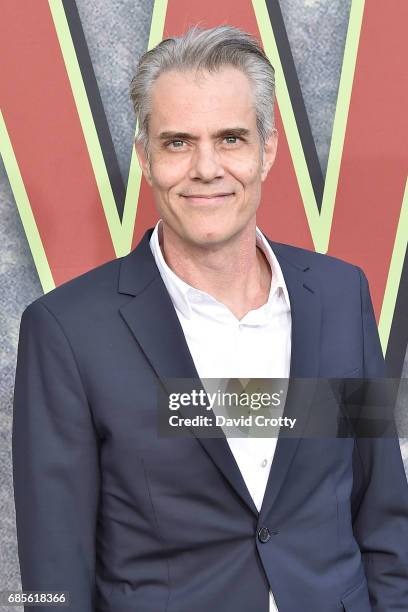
[159,221,272,320]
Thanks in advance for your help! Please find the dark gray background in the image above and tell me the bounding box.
[1,1,406,606]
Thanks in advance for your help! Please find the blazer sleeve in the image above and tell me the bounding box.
[351,268,408,610]
[12,300,100,612]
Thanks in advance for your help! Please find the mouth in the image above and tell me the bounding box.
[180,193,234,205]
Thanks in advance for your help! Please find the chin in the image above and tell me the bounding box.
[184,227,236,248]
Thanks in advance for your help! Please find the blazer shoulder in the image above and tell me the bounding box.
[22,256,123,322]
[270,240,362,279]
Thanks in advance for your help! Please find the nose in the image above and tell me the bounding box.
[189,143,224,182]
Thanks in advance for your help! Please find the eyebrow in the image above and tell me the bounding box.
[158,127,251,141]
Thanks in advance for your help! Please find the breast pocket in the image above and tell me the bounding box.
[341,578,371,611]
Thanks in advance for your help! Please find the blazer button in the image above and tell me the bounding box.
[258,526,271,543]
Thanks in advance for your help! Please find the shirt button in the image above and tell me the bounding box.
[261,459,268,468]
[258,526,271,543]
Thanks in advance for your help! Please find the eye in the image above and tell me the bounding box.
[167,139,185,149]
[223,135,240,145]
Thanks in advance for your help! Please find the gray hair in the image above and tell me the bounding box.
[130,25,275,152]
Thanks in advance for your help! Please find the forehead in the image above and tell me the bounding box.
[148,67,257,135]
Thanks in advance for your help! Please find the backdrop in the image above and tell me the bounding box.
[1,1,407,606]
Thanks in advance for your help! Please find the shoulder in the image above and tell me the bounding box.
[269,240,365,284]
[266,239,371,311]
[22,255,123,325]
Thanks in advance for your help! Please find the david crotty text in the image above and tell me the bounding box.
[168,414,297,429]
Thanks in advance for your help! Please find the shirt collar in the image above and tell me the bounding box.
[149,219,290,321]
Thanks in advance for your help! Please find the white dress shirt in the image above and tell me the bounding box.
[150,220,291,611]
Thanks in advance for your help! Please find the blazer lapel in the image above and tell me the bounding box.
[271,241,322,379]
[118,229,259,517]
[259,241,322,521]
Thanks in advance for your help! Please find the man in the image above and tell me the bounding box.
[13,25,408,612]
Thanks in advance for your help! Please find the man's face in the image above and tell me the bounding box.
[136,66,277,248]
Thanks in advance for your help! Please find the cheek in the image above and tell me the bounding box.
[237,167,262,190]
[247,165,261,182]
[151,158,188,191]
[226,155,262,186]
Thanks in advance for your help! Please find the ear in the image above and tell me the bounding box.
[135,140,152,185]
[261,129,278,181]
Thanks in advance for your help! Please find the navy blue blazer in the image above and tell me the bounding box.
[13,228,408,611]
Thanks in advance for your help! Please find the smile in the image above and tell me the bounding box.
[180,193,234,205]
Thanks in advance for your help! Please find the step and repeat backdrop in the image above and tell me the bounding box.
[1,0,407,603]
